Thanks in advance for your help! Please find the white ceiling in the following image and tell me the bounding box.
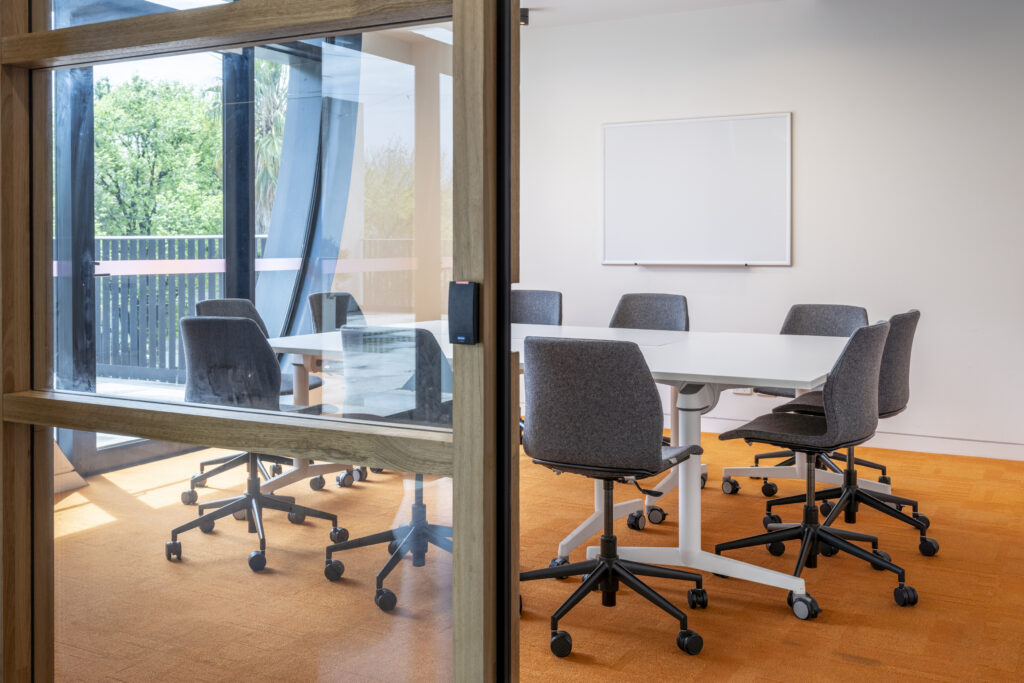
[523,0,781,27]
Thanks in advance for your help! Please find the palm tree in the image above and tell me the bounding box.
[254,59,289,236]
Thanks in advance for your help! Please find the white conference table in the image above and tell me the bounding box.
[269,321,849,606]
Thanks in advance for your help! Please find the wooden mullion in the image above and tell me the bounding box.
[3,390,455,476]
[2,0,452,69]
[452,0,499,678]
[1,57,35,680]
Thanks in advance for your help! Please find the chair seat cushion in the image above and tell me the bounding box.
[719,412,834,451]
[532,444,701,480]
[753,386,796,399]
[279,373,323,396]
[773,390,825,416]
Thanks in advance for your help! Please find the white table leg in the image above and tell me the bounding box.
[292,357,310,406]
[722,462,893,495]
[591,384,809,598]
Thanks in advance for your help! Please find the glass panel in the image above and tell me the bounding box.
[48,0,230,31]
[46,25,457,678]
[53,430,453,679]
[48,24,456,431]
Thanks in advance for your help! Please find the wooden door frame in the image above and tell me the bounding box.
[0,0,518,679]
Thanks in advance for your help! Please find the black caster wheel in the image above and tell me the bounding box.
[819,500,834,517]
[700,472,708,489]
[878,474,891,485]
[352,466,369,482]
[913,513,930,530]
[324,559,345,581]
[580,573,601,592]
[181,489,198,505]
[721,477,740,495]
[791,594,821,620]
[519,595,523,615]
[550,630,572,658]
[329,526,349,543]
[871,549,891,570]
[767,541,786,556]
[165,540,182,561]
[761,481,778,497]
[647,506,667,524]
[233,509,248,521]
[375,588,397,612]
[310,475,326,491]
[199,518,215,534]
[762,513,782,530]
[626,510,647,531]
[894,585,919,607]
[370,467,385,474]
[288,510,306,525]
[248,550,266,572]
[271,463,283,476]
[387,539,401,556]
[919,537,939,556]
[676,629,703,655]
[336,471,354,488]
[819,542,838,557]
[687,587,709,609]
[548,556,569,579]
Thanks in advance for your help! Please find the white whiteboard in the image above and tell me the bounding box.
[603,112,791,266]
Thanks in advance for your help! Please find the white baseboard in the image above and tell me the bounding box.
[697,415,1024,462]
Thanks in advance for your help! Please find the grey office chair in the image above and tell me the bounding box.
[764,311,938,555]
[166,317,348,571]
[511,289,562,325]
[715,321,921,614]
[518,337,705,658]
[183,298,357,502]
[730,303,870,498]
[196,297,323,397]
[609,293,689,331]
[308,291,366,332]
[322,327,453,613]
[609,292,694,505]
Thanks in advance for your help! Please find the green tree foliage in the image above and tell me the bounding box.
[93,76,222,236]
[254,59,289,235]
[363,139,415,239]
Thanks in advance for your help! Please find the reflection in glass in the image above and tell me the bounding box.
[47,23,456,680]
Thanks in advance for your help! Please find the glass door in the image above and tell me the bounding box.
[0,1,516,679]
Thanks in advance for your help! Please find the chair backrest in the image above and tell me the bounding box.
[181,316,281,411]
[510,289,562,326]
[522,337,664,472]
[308,291,365,332]
[878,310,920,417]
[340,326,452,427]
[821,321,890,446]
[609,293,689,331]
[779,304,867,337]
[196,298,269,338]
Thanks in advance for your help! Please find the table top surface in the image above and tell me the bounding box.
[268,321,849,390]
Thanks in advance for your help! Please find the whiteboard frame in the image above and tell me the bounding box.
[601,112,792,267]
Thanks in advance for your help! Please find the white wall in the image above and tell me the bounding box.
[520,0,1024,460]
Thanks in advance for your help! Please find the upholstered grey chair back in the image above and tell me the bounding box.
[523,337,664,471]
[780,304,867,337]
[341,326,452,427]
[308,291,365,332]
[511,289,562,326]
[878,310,920,417]
[821,321,889,446]
[196,298,269,338]
[609,293,688,331]
[181,316,281,411]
